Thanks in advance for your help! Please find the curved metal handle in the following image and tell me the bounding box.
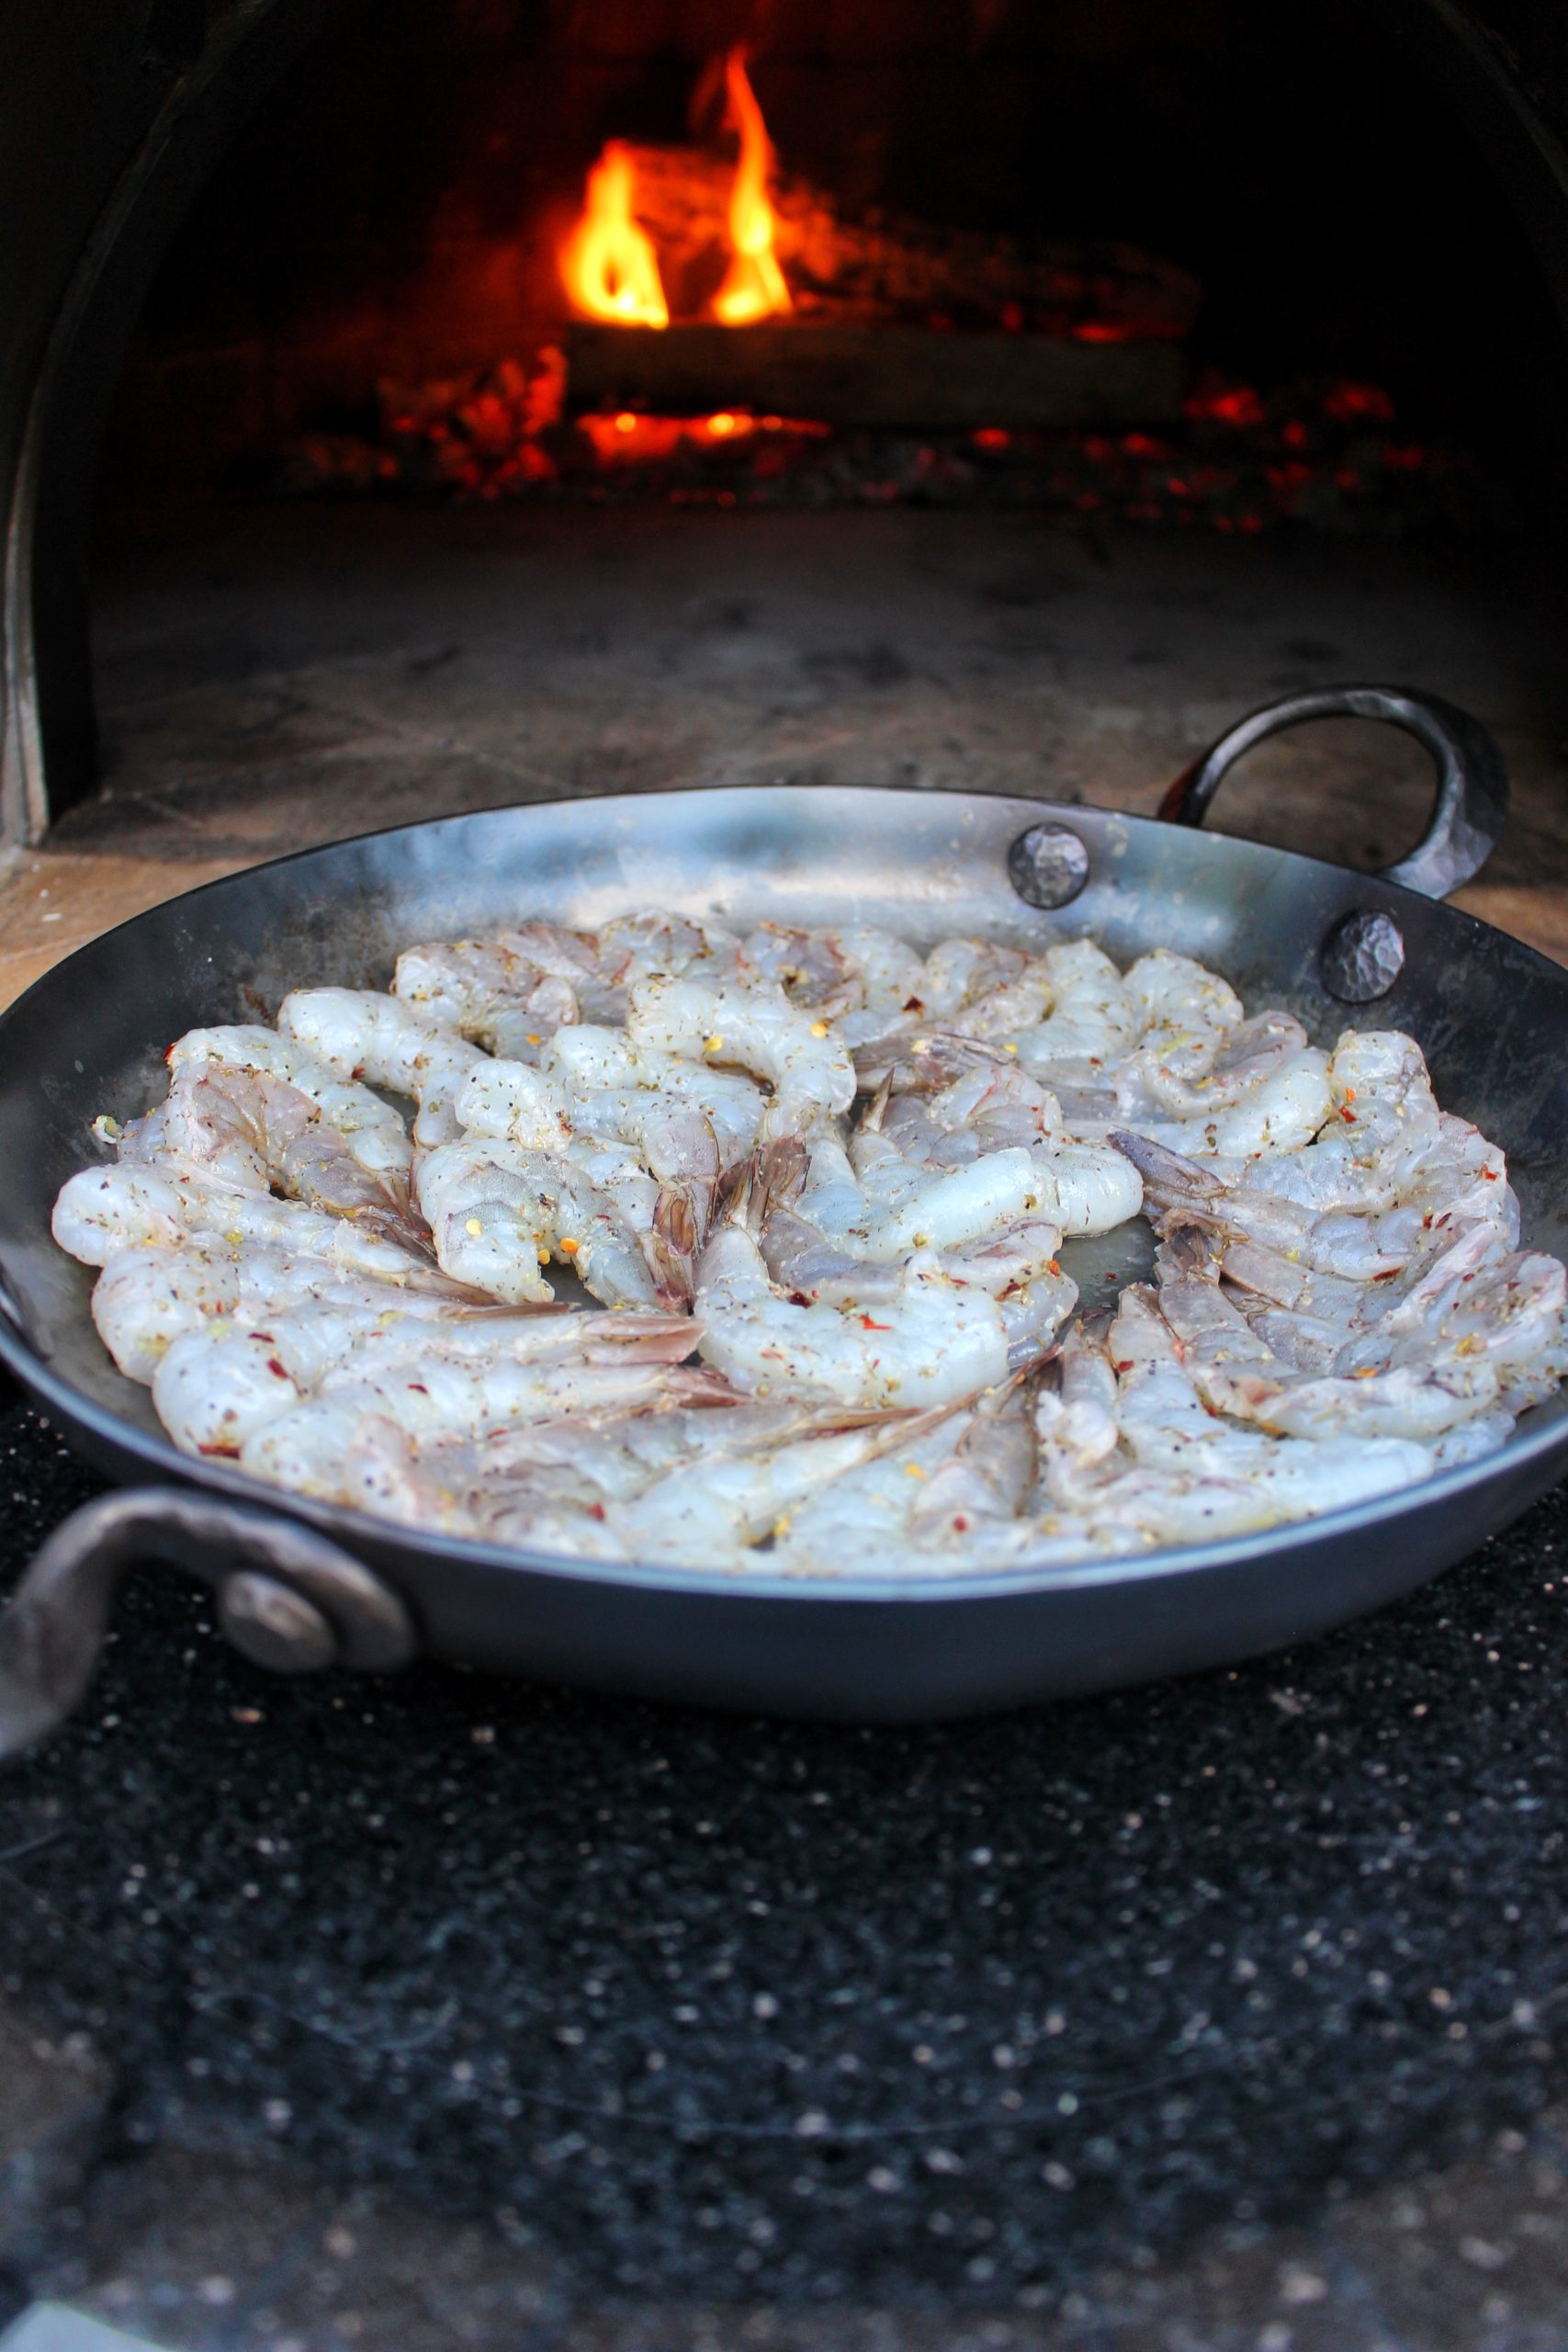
[1156,684,1509,899]
[0,1487,417,1762]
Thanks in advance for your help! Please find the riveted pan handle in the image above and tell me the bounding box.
[1156,684,1508,899]
[0,1487,418,1762]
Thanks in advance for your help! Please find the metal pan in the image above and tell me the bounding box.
[1,684,1563,1747]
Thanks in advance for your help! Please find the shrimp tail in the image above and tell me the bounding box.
[860,1072,894,1134]
[646,1190,701,1309]
[756,1135,808,1213]
[1107,1130,1225,1194]
[713,1153,761,1236]
[573,1309,704,1363]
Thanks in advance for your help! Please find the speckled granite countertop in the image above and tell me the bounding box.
[3,1384,1568,2350]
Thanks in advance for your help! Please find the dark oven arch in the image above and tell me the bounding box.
[3,0,1567,854]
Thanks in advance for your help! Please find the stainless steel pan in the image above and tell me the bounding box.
[2,685,1562,1747]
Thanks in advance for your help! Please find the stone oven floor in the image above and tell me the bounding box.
[3,503,1567,1003]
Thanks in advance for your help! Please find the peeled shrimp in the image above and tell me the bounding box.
[544,1025,766,1161]
[627,975,855,1134]
[417,1137,664,1307]
[90,1240,509,1382]
[124,1062,425,1250]
[695,1215,1010,1409]
[278,989,487,1149]
[392,911,745,1050]
[738,922,927,1035]
[509,1409,934,1569]
[51,1159,446,1289]
[1035,1294,1452,1540]
[166,1025,412,1179]
[1007,941,1141,1070]
[772,1384,1036,1574]
[155,1300,700,1458]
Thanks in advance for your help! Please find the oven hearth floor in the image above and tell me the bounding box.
[3,504,1566,1002]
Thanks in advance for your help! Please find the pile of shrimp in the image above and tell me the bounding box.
[51,907,1568,1576]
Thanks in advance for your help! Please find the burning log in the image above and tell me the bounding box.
[565,322,1184,433]
[614,143,1200,339]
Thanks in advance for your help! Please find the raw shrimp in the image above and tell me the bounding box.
[155,1300,701,1457]
[1113,1009,1313,1124]
[393,931,599,1055]
[919,939,1051,1034]
[627,975,855,1133]
[278,989,487,1148]
[873,1052,1060,1163]
[772,1384,1036,1574]
[417,1137,665,1307]
[852,1062,1139,1236]
[1122,1047,1333,1161]
[508,1408,935,1568]
[238,1359,728,1500]
[128,1062,426,1250]
[166,1025,412,1179]
[695,1209,1010,1408]
[738,921,927,1036]
[1036,1292,1452,1539]
[593,910,744,989]
[544,1025,766,1161]
[89,1240,519,1382]
[459,1059,724,1218]
[51,1159,448,1289]
[237,1391,794,1533]
[1007,941,1141,1070]
[452,1058,728,1304]
[1122,947,1245,1046]
[51,903,1568,1574]
[753,1136,1076,1369]
[392,912,745,1048]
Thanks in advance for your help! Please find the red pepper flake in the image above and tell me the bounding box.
[197,1442,242,1458]
[953,1516,970,1532]
[1047,1259,1062,1276]
[1339,1107,1357,1123]
[860,1314,893,1331]
[265,1358,288,1379]
[407,1382,429,1394]
[589,1502,606,1521]
[1481,1168,1499,1181]
[1114,1360,1134,1374]
[903,996,924,1013]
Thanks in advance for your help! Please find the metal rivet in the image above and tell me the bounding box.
[1321,909,1405,1003]
[1008,823,1089,910]
[219,1572,338,1673]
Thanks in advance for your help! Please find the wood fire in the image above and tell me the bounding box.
[562,49,791,331]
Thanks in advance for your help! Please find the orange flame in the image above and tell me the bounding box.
[712,51,792,326]
[560,141,669,328]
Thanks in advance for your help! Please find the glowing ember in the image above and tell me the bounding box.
[560,141,669,329]
[711,51,793,327]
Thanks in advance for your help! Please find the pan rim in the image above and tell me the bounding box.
[4,777,1566,1608]
[6,774,1568,1019]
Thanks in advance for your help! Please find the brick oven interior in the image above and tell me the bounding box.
[5,0,1568,1003]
